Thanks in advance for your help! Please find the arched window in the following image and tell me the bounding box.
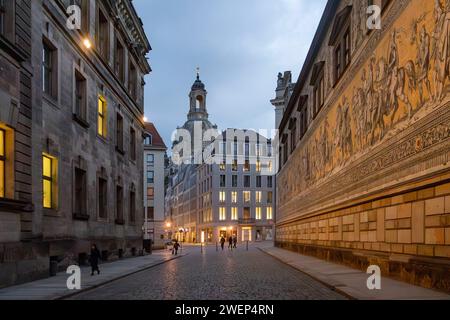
[196,95,203,109]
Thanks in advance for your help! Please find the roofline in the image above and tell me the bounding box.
[278,0,341,134]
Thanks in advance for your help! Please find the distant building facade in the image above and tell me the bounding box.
[0,0,151,287]
[165,75,276,243]
[275,0,450,293]
[143,123,167,249]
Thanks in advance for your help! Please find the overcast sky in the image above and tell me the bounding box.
[133,0,327,147]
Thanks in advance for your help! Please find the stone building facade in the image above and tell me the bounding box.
[143,122,167,249]
[0,0,151,288]
[275,0,450,292]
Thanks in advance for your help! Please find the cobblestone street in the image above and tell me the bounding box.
[69,244,346,300]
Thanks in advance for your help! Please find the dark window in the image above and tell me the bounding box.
[290,119,297,154]
[129,190,136,223]
[116,113,123,152]
[74,168,87,216]
[267,191,273,204]
[244,160,250,172]
[115,39,125,83]
[0,0,14,42]
[220,175,226,187]
[43,40,57,98]
[244,176,251,188]
[232,175,238,187]
[130,127,136,161]
[0,129,5,198]
[243,207,251,220]
[146,154,154,165]
[116,185,123,222]
[147,170,154,184]
[267,176,273,188]
[97,7,109,60]
[74,70,87,121]
[129,61,137,99]
[98,177,107,218]
[334,27,351,83]
[313,72,324,118]
[256,176,262,188]
[147,207,154,220]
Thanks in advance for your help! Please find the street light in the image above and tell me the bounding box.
[83,38,92,49]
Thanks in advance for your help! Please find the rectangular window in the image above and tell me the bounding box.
[244,175,250,188]
[146,154,154,165]
[98,177,107,218]
[335,45,342,81]
[232,160,238,171]
[147,170,154,184]
[0,129,5,198]
[267,191,273,204]
[116,113,123,151]
[98,95,107,137]
[116,185,123,222]
[267,207,273,220]
[219,191,226,203]
[256,160,262,172]
[43,155,57,209]
[220,175,226,187]
[129,190,136,223]
[74,167,87,216]
[97,7,109,60]
[129,61,137,99]
[256,176,262,188]
[147,187,154,200]
[43,40,57,98]
[130,127,136,161]
[219,207,226,221]
[219,161,226,171]
[243,191,251,204]
[244,160,250,172]
[256,207,262,220]
[115,39,125,83]
[243,207,251,220]
[232,175,238,187]
[313,71,325,118]
[255,144,262,157]
[147,207,154,220]
[231,207,238,221]
[231,191,237,204]
[0,0,14,41]
[256,191,262,204]
[267,176,273,188]
[74,70,87,121]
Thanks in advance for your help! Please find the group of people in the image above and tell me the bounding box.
[219,235,237,250]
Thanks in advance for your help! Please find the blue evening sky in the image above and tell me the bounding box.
[133,0,327,147]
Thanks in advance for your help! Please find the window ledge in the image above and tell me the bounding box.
[73,114,90,129]
[0,198,34,213]
[115,146,125,155]
[73,213,90,221]
[115,218,125,225]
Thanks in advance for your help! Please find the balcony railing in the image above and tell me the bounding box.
[238,218,256,225]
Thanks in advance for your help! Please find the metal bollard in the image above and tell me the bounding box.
[246,240,249,251]
[201,243,203,253]
[216,242,218,252]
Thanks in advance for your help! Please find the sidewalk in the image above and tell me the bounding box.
[258,244,450,300]
[0,249,186,300]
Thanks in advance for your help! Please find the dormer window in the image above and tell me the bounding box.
[144,134,152,146]
[310,62,325,119]
[329,6,352,85]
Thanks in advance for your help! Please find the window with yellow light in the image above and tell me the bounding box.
[43,154,57,209]
[0,129,5,198]
[98,95,107,137]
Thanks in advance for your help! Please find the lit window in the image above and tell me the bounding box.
[256,191,262,204]
[98,95,107,137]
[0,129,5,198]
[267,207,273,220]
[43,154,57,209]
[232,160,238,171]
[256,160,261,172]
[243,191,251,203]
[219,191,226,203]
[219,161,226,171]
[147,187,154,200]
[231,207,238,221]
[231,191,237,203]
[256,207,262,220]
[244,160,250,172]
[219,207,226,221]
[267,191,273,204]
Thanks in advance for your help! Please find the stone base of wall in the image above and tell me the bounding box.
[0,237,143,289]
[275,241,450,294]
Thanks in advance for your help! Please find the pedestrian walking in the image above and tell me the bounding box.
[220,236,225,251]
[173,241,180,255]
[89,244,101,276]
[228,236,233,250]
[233,235,237,248]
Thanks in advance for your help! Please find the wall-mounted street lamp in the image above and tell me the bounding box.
[82,38,92,49]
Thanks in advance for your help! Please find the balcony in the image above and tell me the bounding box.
[238,218,256,225]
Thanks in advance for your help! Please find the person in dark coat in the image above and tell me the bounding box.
[233,235,237,248]
[173,241,180,255]
[220,236,225,250]
[89,244,101,276]
[228,236,233,250]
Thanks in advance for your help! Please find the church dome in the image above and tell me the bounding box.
[191,77,205,90]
